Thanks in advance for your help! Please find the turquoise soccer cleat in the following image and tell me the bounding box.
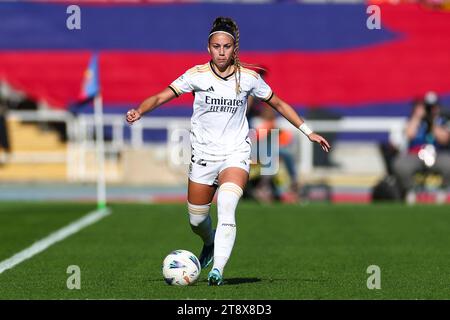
[208,268,223,286]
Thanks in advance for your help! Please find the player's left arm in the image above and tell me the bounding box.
[266,94,331,152]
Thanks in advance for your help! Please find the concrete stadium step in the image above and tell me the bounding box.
[0,159,121,182]
[7,119,66,152]
[1,118,122,182]
[0,162,67,181]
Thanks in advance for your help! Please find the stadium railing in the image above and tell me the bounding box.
[6,110,407,182]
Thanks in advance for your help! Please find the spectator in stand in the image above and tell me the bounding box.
[392,92,450,204]
[248,101,300,203]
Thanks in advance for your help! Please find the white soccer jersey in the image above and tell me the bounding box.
[169,61,273,160]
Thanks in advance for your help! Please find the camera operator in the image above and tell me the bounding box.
[392,91,450,204]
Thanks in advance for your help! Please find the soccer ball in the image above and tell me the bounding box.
[162,249,201,286]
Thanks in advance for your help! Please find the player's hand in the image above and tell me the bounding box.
[308,133,331,152]
[126,109,141,124]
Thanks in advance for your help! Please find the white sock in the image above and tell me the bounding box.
[188,202,214,245]
[212,182,243,275]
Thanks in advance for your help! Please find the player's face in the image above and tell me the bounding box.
[208,33,235,70]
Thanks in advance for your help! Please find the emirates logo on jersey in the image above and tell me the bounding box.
[205,95,244,107]
[205,95,244,114]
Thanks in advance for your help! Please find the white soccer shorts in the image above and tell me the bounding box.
[188,150,251,186]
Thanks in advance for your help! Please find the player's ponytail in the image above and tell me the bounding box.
[229,19,242,96]
[209,17,242,95]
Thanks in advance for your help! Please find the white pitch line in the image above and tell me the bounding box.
[0,207,111,275]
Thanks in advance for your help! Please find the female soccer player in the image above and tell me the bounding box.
[126,17,331,286]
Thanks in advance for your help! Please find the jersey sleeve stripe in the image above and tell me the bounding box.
[168,85,180,97]
[262,91,274,102]
[187,64,210,75]
[240,68,259,79]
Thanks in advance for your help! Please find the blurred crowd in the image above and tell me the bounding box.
[246,86,450,204]
[374,91,450,204]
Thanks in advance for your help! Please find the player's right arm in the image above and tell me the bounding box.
[126,87,177,124]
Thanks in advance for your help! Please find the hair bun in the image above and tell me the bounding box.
[213,16,232,28]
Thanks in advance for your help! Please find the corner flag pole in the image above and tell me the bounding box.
[94,94,106,209]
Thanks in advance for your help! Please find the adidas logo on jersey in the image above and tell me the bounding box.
[206,86,215,92]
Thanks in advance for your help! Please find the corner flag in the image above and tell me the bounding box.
[79,53,106,210]
[79,53,100,101]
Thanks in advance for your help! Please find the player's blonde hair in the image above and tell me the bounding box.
[209,17,242,95]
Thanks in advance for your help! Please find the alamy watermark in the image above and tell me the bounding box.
[168,128,281,176]
[66,265,81,289]
[366,265,381,289]
[366,5,381,30]
[66,5,81,30]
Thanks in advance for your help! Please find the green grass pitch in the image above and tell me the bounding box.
[0,201,449,299]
